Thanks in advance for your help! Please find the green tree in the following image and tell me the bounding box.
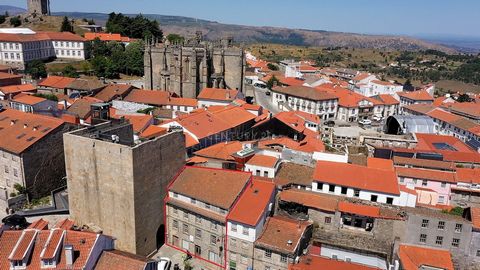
[167,34,185,44]
[13,183,27,195]
[60,16,74,33]
[124,41,144,76]
[457,93,472,103]
[106,12,163,40]
[266,75,281,89]
[25,60,47,79]
[403,79,414,91]
[89,38,110,57]
[33,93,59,101]
[9,16,21,27]
[62,65,79,78]
[0,15,6,25]
[267,63,279,71]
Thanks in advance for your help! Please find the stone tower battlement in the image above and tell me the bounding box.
[27,0,50,15]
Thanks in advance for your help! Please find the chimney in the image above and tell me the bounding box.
[10,120,16,126]
[64,245,74,266]
[23,124,28,129]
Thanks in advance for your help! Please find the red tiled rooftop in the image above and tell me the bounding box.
[314,161,400,195]
[338,201,381,218]
[246,154,279,168]
[38,76,76,89]
[197,88,239,101]
[194,141,243,161]
[367,157,394,171]
[395,167,457,183]
[228,179,275,226]
[27,219,49,230]
[40,229,64,260]
[398,90,433,101]
[398,244,454,270]
[279,189,339,212]
[9,230,37,260]
[0,84,36,95]
[12,94,46,105]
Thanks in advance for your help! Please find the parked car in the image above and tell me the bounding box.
[359,119,372,126]
[325,120,335,127]
[158,257,172,270]
[372,115,383,121]
[265,91,271,96]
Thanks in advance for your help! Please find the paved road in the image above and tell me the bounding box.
[253,87,282,115]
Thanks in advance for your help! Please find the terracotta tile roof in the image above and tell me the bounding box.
[174,110,232,140]
[0,109,64,154]
[0,33,52,42]
[255,216,311,255]
[403,103,436,115]
[398,90,433,101]
[9,230,37,260]
[39,31,86,42]
[95,250,153,270]
[314,161,400,195]
[56,230,98,269]
[0,231,22,269]
[12,94,46,105]
[67,98,101,119]
[66,78,105,92]
[280,189,339,212]
[198,88,239,101]
[246,154,279,168]
[274,111,320,134]
[0,84,36,95]
[289,254,379,270]
[194,141,243,161]
[395,167,457,183]
[139,125,167,139]
[442,102,480,118]
[40,229,64,260]
[210,106,256,129]
[0,72,22,80]
[84,32,134,42]
[187,156,209,164]
[393,156,456,171]
[27,219,49,230]
[367,157,394,171]
[94,84,135,102]
[38,76,76,89]
[116,114,153,133]
[184,132,200,148]
[53,219,75,230]
[276,163,315,187]
[320,86,379,108]
[272,85,338,101]
[414,133,480,163]
[258,136,325,153]
[470,207,480,230]
[371,80,395,86]
[398,244,454,270]
[338,201,381,218]
[228,179,275,226]
[167,197,226,223]
[399,185,417,195]
[456,168,480,184]
[169,166,252,209]
[375,94,399,105]
[166,97,198,107]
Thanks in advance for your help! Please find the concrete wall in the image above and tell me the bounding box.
[320,244,388,269]
[65,127,185,256]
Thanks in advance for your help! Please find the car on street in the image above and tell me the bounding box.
[158,257,172,270]
[359,119,372,126]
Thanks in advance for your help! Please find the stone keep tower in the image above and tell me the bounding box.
[27,0,51,15]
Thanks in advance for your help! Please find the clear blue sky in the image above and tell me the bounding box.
[5,0,480,38]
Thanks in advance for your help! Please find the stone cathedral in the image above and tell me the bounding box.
[144,33,246,99]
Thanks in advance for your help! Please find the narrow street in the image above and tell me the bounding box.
[253,87,282,115]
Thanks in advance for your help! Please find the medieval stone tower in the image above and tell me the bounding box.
[27,0,51,15]
[145,33,246,99]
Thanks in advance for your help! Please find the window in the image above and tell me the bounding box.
[317,182,323,190]
[264,171,269,178]
[329,185,335,193]
[205,203,211,209]
[441,182,447,188]
[210,235,217,245]
[230,238,237,247]
[241,241,248,249]
[195,228,202,239]
[476,250,480,257]
[242,227,249,236]
[191,198,196,204]
[386,197,394,205]
[265,249,272,258]
[183,224,189,234]
[399,177,404,183]
[422,180,428,186]
[231,224,237,232]
[419,234,427,243]
[195,215,201,224]
[455,224,463,233]
[421,219,429,228]
[195,245,201,255]
[173,192,178,198]
[370,195,378,202]
[172,220,178,229]
[173,208,178,215]
[436,236,443,245]
[4,166,8,173]
[183,212,189,220]
[438,221,445,230]
[452,238,460,248]
[438,196,445,204]
[241,255,248,264]
[354,189,360,197]
[211,222,217,230]
[256,170,261,175]
[280,254,287,263]
[325,217,332,224]
[341,187,348,195]
[13,169,17,177]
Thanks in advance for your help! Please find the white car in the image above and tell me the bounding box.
[158,257,172,270]
[359,119,372,125]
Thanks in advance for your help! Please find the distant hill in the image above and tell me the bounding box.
[0,5,26,16]
[53,11,456,53]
